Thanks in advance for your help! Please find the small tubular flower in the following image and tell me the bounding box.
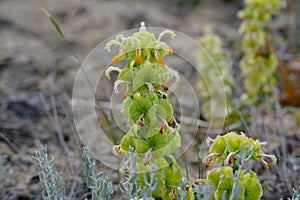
[112,145,125,157]
[135,48,143,63]
[157,30,176,41]
[112,53,122,64]
[114,80,131,93]
[259,153,277,168]
[105,66,121,80]
[105,40,122,53]
[224,150,238,166]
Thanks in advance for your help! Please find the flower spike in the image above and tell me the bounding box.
[105,23,189,199]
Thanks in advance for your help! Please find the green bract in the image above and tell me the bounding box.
[204,132,276,167]
[207,166,262,200]
[201,132,277,200]
[105,22,193,200]
[202,132,276,200]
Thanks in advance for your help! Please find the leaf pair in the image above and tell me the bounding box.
[207,166,262,200]
[119,125,181,158]
[204,132,276,167]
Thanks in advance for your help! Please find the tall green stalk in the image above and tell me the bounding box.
[105,22,193,200]
[238,0,283,105]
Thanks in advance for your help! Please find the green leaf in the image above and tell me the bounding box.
[132,64,162,92]
[207,168,222,186]
[243,178,262,200]
[151,132,181,158]
[136,125,158,139]
[152,104,167,120]
[129,98,152,122]
[122,97,133,119]
[153,99,173,121]
[119,70,134,83]
[144,104,167,127]
[226,132,248,152]
[161,156,182,186]
[215,177,233,200]
[118,70,134,94]
[144,105,158,126]
[210,136,227,154]
[41,7,65,39]
[120,130,150,153]
[92,190,99,200]
[163,155,174,170]
[209,136,227,163]
[118,62,132,80]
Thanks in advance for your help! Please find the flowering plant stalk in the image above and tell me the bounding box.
[196,26,236,126]
[105,22,193,199]
[198,132,277,200]
[238,0,283,105]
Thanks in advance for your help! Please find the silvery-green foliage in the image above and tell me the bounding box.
[281,186,300,200]
[175,179,191,200]
[290,188,300,200]
[118,146,159,200]
[229,144,254,200]
[32,145,65,200]
[119,146,141,200]
[83,146,113,200]
[192,181,215,200]
[140,165,158,200]
[119,173,140,200]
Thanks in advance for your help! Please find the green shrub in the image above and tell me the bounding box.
[83,147,114,200]
[32,145,65,200]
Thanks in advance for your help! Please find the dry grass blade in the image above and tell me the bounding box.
[40,6,117,144]
[40,7,65,39]
[40,94,70,154]
[0,131,19,153]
